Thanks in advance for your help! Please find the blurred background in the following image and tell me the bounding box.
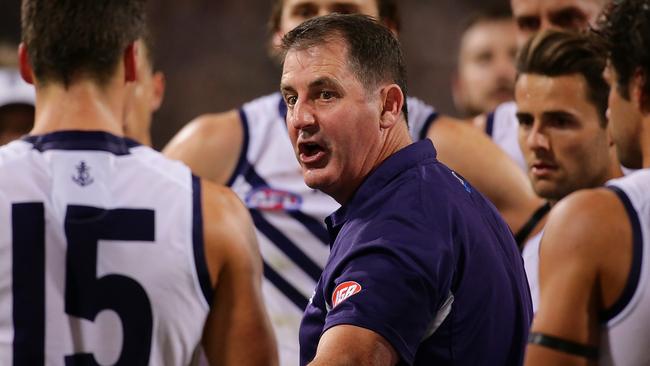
[0,0,506,150]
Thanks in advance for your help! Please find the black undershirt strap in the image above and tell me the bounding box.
[528,332,599,359]
[515,201,551,250]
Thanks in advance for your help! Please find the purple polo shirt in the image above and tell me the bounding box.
[299,139,532,365]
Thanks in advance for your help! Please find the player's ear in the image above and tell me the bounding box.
[124,42,137,83]
[18,43,34,85]
[271,30,284,52]
[379,84,404,129]
[151,71,166,111]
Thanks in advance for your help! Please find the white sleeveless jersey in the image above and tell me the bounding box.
[600,170,650,366]
[486,101,527,172]
[0,131,211,366]
[521,229,544,313]
[232,92,437,365]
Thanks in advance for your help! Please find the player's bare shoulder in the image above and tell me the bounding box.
[199,179,259,278]
[541,187,633,301]
[543,188,630,255]
[164,110,243,184]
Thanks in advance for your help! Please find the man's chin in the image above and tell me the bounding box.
[302,170,336,194]
[302,170,326,191]
[532,184,564,202]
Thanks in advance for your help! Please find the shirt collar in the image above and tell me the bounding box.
[325,139,437,242]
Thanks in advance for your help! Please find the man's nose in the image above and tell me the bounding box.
[526,124,550,151]
[289,98,317,131]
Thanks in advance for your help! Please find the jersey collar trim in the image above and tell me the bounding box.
[22,130,140,155]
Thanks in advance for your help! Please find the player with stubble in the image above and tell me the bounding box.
[514,30,623,311]
[280,14,532,366]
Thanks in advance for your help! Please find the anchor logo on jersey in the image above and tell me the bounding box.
[72,161,94,187]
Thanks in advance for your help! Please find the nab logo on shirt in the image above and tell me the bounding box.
[245,187,303,212]
[332,281,362,308]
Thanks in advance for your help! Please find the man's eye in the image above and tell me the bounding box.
[475,51,493,65]
[320,91,334,100]
[517,116,534,128]
[285,95,298,106]
[517,17,540,32]
[293,5,317,19]
[550,118,571,128]
[550,10,586,31]
[331,5,360,15]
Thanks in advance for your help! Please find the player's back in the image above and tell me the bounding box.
[0,131,211,366]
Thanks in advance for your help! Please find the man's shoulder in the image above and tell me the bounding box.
[543,188,630,263]
[173,109,241,144]
[163,109,243,184]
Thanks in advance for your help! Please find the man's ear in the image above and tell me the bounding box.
[124,42,138,83]
[271,30,284,51]
[151,71,166,111]
[379,84,404,129]
[18,43,34,85]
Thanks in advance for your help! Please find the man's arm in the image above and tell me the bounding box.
[200,181,278,366]
[164,111,243,184]
[427,116,543,235]
[309,325,398,366]
[525,189,633,366]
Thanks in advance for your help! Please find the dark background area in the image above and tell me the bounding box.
[0,0,507,150]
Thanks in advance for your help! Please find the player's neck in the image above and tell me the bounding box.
[30,78,126,137]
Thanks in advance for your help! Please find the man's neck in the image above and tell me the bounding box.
[333,123,412,205]
[30,79,125,137]
[642,116,650,169]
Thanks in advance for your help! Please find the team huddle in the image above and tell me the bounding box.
[1,0,649,365]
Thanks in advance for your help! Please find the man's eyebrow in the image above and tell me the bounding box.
[541,110,578,121]
[308,77,340,89]
[542,110,574,116]
[280,83,296,94]
[280,77,343,94]
[516,111,533,120]
[548,7,588,22]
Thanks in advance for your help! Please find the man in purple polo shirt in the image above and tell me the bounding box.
[279,14,533,366]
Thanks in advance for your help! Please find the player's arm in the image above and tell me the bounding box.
[309,325,398,366]
[525,189,633,366]
[164,110,243,184]
[426,116,543,234]
[200,180,278,366]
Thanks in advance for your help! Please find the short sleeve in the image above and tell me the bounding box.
[322,238,454,364]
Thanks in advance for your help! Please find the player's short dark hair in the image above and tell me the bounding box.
[460,4,512,36]
[21,0,147,87]
[517,30,609,127]
[596,0,650,107]
[281,13,408,123]
[268,0,401,33]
